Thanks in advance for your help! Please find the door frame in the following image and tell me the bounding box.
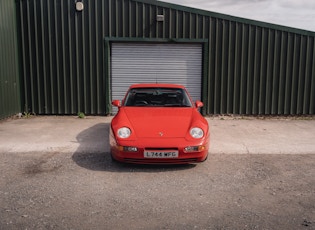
[104,37,209,115]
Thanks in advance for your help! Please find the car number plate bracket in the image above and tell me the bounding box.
[144,150,179,158]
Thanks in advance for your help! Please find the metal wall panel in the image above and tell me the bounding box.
[206,21,315,115]
[0,0,20,119]
[16,0,106,115]
[16,0,315,115]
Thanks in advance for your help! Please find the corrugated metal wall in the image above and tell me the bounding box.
[208,21,315,115]
[16,0,106,115]
[16,0,315,115]
[0,0,20,119]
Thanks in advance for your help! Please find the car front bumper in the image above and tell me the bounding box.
[110,134,209,164]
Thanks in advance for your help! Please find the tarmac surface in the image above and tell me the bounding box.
[0,115,315,155]
[0,115,315,229]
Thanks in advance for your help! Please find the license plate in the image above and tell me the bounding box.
[144,150,179,158]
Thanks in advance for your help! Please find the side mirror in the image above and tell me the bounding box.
[112,100,121,107]
[195,100,204,108]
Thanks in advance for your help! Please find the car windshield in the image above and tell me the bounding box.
[124,87,193,107]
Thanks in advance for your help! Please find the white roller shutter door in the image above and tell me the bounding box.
[111,43,202,113]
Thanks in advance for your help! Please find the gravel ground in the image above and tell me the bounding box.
[0,152,314,229]
[0,116,314,229]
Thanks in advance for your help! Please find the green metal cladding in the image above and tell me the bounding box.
[0,0,21,119]
[15,0,315,115]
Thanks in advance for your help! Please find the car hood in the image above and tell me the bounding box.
[122,107,193,138]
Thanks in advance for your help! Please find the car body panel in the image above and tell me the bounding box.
[110,83,210,164]
[119,107,192,138]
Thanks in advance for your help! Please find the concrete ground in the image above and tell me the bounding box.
[0,115,315,155]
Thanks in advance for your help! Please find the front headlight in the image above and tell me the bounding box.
[190,127,204,138]
[117,127,131,138]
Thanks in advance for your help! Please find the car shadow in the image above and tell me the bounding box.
[71,121,196,172]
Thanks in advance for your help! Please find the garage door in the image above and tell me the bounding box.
[111,43,202,113]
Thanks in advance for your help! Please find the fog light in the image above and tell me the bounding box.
[184,146,198,152]
[124,146,138,152]
[184,146,205,153]
[118,146,138,152]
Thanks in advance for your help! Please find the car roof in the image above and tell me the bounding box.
[129,83,186,89]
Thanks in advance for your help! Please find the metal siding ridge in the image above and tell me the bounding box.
[252,26,261,115]
[75,6,81,113]
[310,43,315,114]
[61,0,68,114]
[68,0,74,114]
[88,0,93,114]
[34,0,41,114]
[246,25,255,115]
[233,22,241,114]
[82,1,87,114]
[292,34,300,114]
[265,28,273,115]
[278,31,287,115]
[54,0,61,114]
[226,21,235,114]
[19,1,27,114]
[259,28,267,115]
[304,37,314,114]
[298,35,306,114]
[284,33,294,114]
[220,20,228,114]
[240,24,248,115]
[47,0,54,114]
[271,30,281,115]
[26,0,35,113]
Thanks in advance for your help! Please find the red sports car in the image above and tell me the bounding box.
[110,83,210,164]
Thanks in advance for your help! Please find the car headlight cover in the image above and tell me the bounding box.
[117,127,131,138]
[190,127,204,138]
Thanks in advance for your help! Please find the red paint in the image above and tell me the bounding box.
[110,83,210,164]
